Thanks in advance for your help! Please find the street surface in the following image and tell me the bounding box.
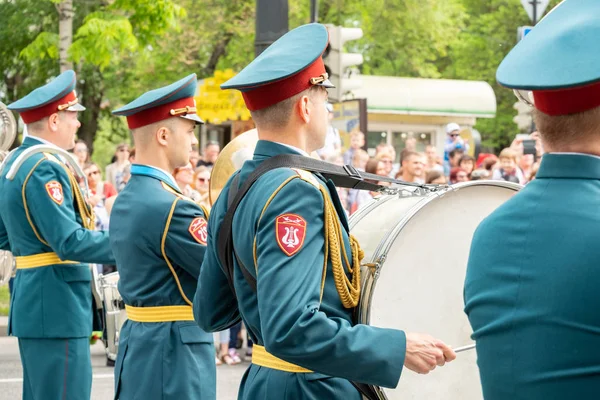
[0,337,247,400]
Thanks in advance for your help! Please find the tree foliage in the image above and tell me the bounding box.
[0,0,566,160]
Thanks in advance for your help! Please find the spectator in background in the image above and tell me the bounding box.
[174,162,202,201]
[73,140,89,169]
[316,102,341,160]
[396,151,426,183]
[85,162,117,203]
[117,164,131,193]
[352,149,369,171]
[404,134,417,152]
[348,158,386,214]
[105,143,130,192]
[528,162,540,181]
[444,123,469,175]
[459,155,475,178]
[426,170,447,184]
[476,153,496,169]
[197,141,220,170]
[448,148,464,172]
[342,131,365,165]
[189,145,201,168]
[326,154,349,214]
[376,148,395,178]
[481,155,499,172]
[519,154,535,183]
[83,163,116,269]
[470,169,491,181]
[425,145,444,173]
[192,166,211,209]
[450,167,469,184]
[492,148,525,184]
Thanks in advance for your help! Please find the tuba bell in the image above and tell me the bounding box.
[209,128,322,205]
[0,101,16,286]
[209,129,258,205]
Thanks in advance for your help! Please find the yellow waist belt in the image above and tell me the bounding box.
[125,305,194,322]
[15,252,78,269]
[252,345,312,373]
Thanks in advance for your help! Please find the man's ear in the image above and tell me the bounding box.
[156,126,169,147]
[297,95,311,124]
[48,113,60,132]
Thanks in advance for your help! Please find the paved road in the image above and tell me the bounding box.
[0,337,247,400]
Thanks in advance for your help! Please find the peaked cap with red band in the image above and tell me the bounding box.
[7,70,85,124]
[220,23,334,111]
[497,0,600,116]
[112,73,204,129]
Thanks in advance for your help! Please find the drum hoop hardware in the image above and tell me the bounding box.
[362,254,386,278]
[378,184,448,197]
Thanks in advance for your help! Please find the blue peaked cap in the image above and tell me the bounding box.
[112,73,203,129]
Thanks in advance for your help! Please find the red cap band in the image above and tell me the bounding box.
[20,91,77,124]
[126,97,197,129]
[533,80,600,116]
[241,57,326,111]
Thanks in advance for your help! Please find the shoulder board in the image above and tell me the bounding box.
[160,181,196,203]
[43,152,62,164]
[291,168,320,189]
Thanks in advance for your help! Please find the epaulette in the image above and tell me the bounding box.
[43,153,62,164]
[291,168,320,189]
[160,181,196,204]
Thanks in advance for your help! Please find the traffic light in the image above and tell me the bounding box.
[323,24,364,102]
[513,100,534,132]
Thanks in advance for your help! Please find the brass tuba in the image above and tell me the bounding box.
[0,101,16,286]
[209,129,258,205]
[208,128,323,205]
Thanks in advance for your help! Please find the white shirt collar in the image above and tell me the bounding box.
[27,135,60,148]
[275,142,309,157]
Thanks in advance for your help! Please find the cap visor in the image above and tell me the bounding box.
[66,103,86,112]
[181,114,204,125]
[319,79,335,89]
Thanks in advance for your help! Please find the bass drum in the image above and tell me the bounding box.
[349,181,521,399]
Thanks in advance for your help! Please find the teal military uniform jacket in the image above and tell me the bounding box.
[194,141,405,399]
[109,166,215,400]
[0,136,114,338]
[464,153,600,399]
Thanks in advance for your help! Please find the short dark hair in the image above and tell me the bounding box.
[449,149,464,159]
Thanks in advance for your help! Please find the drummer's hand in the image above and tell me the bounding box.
[404,332,457,374]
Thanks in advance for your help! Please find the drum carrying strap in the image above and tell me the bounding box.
[217,155,386,400]
[217,154,435,295]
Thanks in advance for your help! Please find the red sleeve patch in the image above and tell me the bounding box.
[275,213,307,256]
[45,181,64,205]
[188,217,208,245]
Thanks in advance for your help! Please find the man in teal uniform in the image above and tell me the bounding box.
[194,23,456,399]
[0,70,115,399]
[464,1,600,398]
[110,74,215,400]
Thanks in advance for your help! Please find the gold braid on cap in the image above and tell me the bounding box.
[170,106,197,116]
[57,98,79,111]
[309,73,329,85]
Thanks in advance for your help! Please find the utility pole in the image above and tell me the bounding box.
[310,0,318,23]
[255,0,289,57]
[531,0,538,24]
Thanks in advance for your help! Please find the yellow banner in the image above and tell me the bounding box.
[195,69,251,124]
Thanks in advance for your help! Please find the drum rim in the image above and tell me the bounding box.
[348,193,396,230]
[359,180,521,323]
[356,180,520,396]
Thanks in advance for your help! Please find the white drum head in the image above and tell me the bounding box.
[350,181,520,399]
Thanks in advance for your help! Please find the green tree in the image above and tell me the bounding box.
[2,0,185,153]
[443,0,563,150]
